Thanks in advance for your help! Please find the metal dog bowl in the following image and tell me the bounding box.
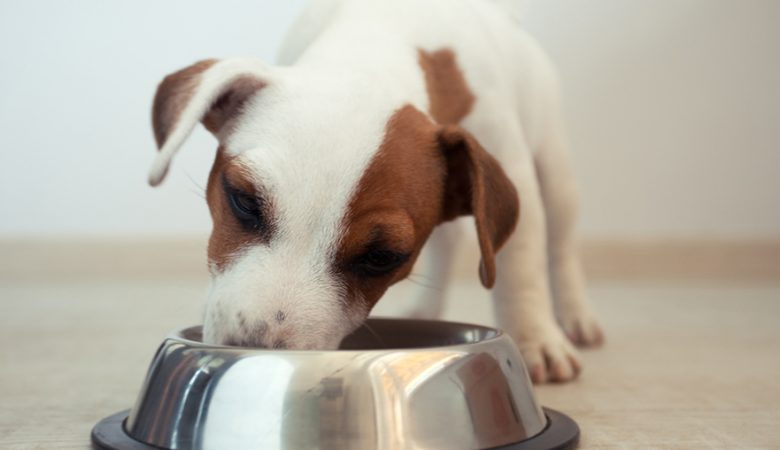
[92,319,579,449]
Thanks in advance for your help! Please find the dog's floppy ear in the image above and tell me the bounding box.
[149,58,268,186]
[438,125,520,288]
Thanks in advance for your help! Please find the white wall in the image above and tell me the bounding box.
[0,0,310,237]
[524,0,780,238]
[1,0,778,238]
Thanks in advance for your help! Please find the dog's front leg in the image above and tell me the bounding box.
[536,128,604,347]
[492,152,581,383]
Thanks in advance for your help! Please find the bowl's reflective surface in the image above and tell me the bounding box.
[126,319,545,450]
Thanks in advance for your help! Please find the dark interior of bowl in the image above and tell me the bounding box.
[177,318,499,350]
[339,318,499,350]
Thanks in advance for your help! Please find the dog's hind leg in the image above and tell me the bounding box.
[535,105,604,347]
[403,221,462,319]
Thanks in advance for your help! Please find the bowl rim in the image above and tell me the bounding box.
[166,317,508,354]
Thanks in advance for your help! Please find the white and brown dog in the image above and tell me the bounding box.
[148,0,602,383]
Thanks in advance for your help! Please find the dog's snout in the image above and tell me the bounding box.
[224,316,270,348]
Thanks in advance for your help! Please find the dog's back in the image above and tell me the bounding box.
[279,0,560,154]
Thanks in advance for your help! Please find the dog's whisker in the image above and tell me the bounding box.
[408,272,435,282]
[184,172,206,195]
[189,188,206,200]
[362,322,389,349]
[406,274,441,291]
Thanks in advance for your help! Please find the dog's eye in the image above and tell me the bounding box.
[351,248,410,277]
[224,180,264,232]
[230,191,259,217]
[228,190,261,228]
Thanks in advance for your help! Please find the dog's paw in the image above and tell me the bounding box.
[515,327,582,384]
[557,308,604,348]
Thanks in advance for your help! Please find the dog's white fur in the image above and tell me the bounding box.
[150,0,602,382]
[203,71,400,349]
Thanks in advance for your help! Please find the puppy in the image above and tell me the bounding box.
[148,0,602,382]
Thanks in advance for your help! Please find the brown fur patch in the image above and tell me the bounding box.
[437,127,519,287]
[152,60,265,148]
[202,76,266,135]
[419,47,518,288]
[418,49,476,125]
[336,105,445,308]
[335,47,518,308]
[205,149,273,271]
[152,59,217,148]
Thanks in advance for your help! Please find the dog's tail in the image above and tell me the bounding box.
[487,0,528,23]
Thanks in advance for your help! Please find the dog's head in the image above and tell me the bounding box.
[149,57,518,349]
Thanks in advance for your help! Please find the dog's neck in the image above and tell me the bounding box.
[284,17,431,120]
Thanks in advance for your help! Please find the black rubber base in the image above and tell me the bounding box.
[490,408,579,450]
[92,407,578,450]
[91,410,156,450]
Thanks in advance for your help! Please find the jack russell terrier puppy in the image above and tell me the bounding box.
[148,0,603,383]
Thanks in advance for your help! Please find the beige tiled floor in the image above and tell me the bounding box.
[1,277,779,449]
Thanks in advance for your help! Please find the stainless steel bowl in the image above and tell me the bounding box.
[92,318,579,450]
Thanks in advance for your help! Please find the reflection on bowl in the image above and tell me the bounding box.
[92,318,579,450]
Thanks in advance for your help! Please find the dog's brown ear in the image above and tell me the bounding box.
[149,58,269,186]
[438,125,520,288]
